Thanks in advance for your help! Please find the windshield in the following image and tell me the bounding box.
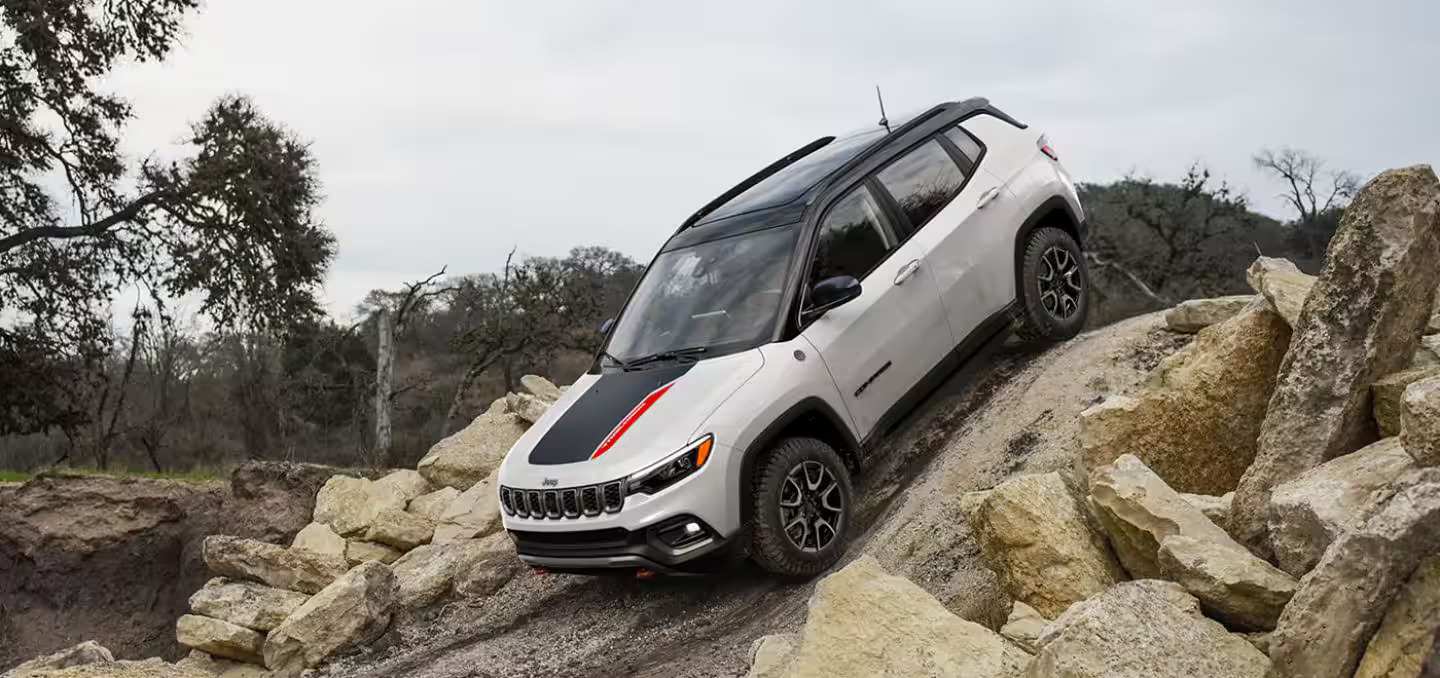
[605,224,800,365]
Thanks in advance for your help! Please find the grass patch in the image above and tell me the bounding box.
[0,467,226,484]
[0,470,31,483]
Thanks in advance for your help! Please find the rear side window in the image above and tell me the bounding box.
[944,125,984,166]
[809,185,892,289]
[875,140,966,233]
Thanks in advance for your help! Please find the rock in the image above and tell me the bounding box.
[519,374,561,401]
[202,536,348,595]
[1026,580,1268,677]
[778,556,1030,678]
[1000,601,1050,653]
[345,539,403,566]
[1178,492,1233,525]
[175,615,264,664]
[1155,534,1297,631]
[1087,454,1239,579]
[1417,336,1440,368]
[405,487,459,523]
[432,470,501,544]
[5,641,114,675]
[175,651,272,678]
[745,634,797,678]
[373,470,433,505]
[960,472,1126,618]
[417,398,527,490]
[9,658,210,678]
[228,461,379,545]
[505,392,551,424]
[1246,256,1314,327]
[453,536,523,598]
[1375,367,1440,437]
[1269,468,1440,678]
[1403,376,1440,466]
[1245,632,1271,655]
[392,532,515,608]
[1356,554,1440,678]
[362,509,434,550]
[1267,437,1416,576]
[1078,299,1291,494]
[262,561,396,676]
[188,579,309,633]
[311,476,406,538]
[1231,167,1440,553]
[1164,295,1257,333]
[288,523,345,559]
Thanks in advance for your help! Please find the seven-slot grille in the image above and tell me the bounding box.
[500,480,625,519]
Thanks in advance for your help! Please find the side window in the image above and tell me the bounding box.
[875,139,966,233]
[944,125,984,167]
[809,185,892,291]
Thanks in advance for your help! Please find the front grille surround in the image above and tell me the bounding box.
[502,479,626,520]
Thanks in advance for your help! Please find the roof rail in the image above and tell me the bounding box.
[678,135,836,231]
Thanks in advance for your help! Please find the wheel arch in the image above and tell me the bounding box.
[1012,196,1085,299]
[737,398,860,524]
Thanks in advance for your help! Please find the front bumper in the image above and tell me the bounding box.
[509,514,739,575]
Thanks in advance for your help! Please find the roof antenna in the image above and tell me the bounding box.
[875,85,891,133]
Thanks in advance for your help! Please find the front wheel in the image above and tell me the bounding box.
[748,437,854,579]
[1013,226,1089,344]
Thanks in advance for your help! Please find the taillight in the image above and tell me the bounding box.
[1040,143,1059,161]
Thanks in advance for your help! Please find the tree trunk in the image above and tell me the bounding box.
[374,308,395,460]
[441,360,485,436]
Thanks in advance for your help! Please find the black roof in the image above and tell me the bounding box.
[662,98,1005,252]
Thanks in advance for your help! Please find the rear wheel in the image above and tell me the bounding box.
[1014,226,1089,343]
[748,437,853,578]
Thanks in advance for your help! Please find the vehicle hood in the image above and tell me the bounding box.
[500,349,764,487]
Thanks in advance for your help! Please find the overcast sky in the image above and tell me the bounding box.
[107,0,1439,318]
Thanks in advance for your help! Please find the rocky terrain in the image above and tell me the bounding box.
[6,164,1440,678]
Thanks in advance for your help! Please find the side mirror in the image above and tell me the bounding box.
[804,276,862,320]
[600,318,615,335]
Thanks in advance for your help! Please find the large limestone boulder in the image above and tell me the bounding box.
[311,476,406,538]
[1267,437,1416,576]
[1402,375,1440,466]
[745,634,797,678]
[1373,366,1440,437]
[175,615,264,664]
[1164,295,1256,333]
[1178,492,1233,525]
[5,641,114,676]
[406,487,459,523]
[1231,166,1440,553]
[453,537,523,599]
[1025,580,1269,677]
[504,392,552,425]
[344,539,403,566]
[392,532,516,608]
[372,470,433,505]
[189,579,309,632]
[1000,601,1050,653]
[1246,256,1314,327]
[1154,535,1296,631]
[288,523,345,559]
[432,470,501,544]
[363,508,434,550]
[417,399,528,490]
[1356,554,1440,678]
[1078,299,1291,494]
[202,536,348,595]
[262,561,396,676]
[519,374,561,401]
[778,556,1030,678]
[960,472,1126,618]
[1269,468,1440,678]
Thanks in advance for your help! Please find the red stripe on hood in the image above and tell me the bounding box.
[590,380,676,460]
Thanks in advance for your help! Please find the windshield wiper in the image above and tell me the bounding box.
[623,346,708,370]
[600,350,632,369]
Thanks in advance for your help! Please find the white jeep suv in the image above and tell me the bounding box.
[497,98,1088,577]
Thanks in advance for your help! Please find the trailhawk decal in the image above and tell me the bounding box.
[526,363,695,466]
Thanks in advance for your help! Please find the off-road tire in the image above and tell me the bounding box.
[1013,226,1089,344]
[748,437,853,579]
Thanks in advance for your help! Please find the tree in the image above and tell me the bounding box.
[0,0,335,435]
[1253,148,1361,267]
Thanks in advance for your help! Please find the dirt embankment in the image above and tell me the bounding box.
[0,463,357,669]
[323,312,1187,678]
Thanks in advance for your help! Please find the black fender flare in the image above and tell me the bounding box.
[736,397,860,524]
[1012,196,1086,298]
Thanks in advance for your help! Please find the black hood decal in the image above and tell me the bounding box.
[527,363,695,466]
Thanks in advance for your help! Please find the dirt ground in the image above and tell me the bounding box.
[322,312,1189,678]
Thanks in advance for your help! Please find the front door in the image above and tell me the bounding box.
[799,184,953,440]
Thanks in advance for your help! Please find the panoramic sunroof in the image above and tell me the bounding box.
[699,128,887,224]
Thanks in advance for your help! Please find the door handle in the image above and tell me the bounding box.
[894,259,921,285]
[977,187,1002,210]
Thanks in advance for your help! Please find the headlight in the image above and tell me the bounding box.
[626,435,714,495]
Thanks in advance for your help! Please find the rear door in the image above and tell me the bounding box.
[799,184,953,439]
[874,126,1023,345]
